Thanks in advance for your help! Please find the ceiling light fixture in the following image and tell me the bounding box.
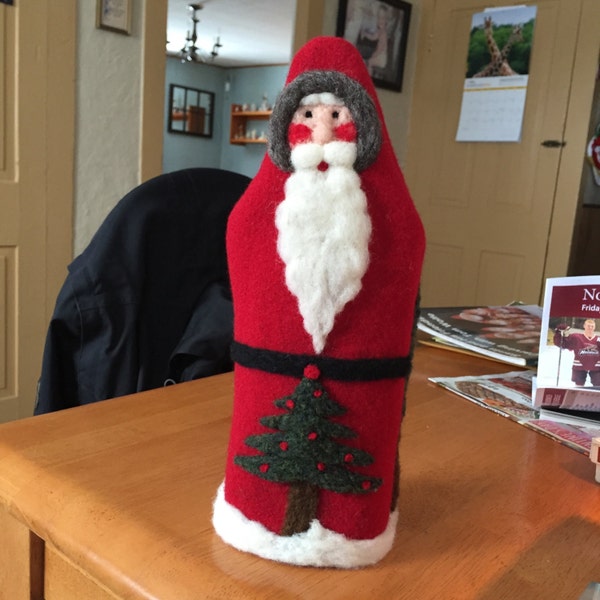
[179,3,222,64]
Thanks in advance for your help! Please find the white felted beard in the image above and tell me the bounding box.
[275,141,372,354]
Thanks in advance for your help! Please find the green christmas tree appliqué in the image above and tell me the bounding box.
[234,364,382,535]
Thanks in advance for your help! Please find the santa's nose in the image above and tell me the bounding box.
[311,117,336,145]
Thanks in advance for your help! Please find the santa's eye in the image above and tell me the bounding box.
[332,111,340,118]
[304,110,312,118]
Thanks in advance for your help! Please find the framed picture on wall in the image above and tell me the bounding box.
[96,0,132,35]
[336,0,411,92]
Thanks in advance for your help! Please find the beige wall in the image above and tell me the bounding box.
[321,0,422,167]
[74,1,145,255]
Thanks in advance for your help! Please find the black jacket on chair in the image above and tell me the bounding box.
[34,168,251,415]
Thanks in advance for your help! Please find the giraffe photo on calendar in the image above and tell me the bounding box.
[455,5,537,142]
[465,6,537,79]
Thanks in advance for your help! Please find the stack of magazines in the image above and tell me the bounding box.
[418,303,541,367]
[419,278,600,454]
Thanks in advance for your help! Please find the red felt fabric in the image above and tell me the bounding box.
[288,123,312,146]
[222,36,425,541]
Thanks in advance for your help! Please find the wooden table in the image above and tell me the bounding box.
[1,345,599,600]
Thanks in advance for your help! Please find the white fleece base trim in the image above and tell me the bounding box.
[212,482,398,568]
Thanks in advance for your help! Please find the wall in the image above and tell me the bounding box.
[73,0,420,255]
[162,0,421,177]
[219,65,289,177]
[163,60,287,178]
[322,0,422,167]
[74,0,145,255]
[162,57,225,173]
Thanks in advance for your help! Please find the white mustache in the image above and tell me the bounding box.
[290,141,357,170]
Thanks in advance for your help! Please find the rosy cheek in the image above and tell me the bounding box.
[288,123,312,146]
[334,122,357,142]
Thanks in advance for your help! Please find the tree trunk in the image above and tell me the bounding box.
[280,482,319,536]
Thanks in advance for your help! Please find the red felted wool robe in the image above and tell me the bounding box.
[213,36,425,568]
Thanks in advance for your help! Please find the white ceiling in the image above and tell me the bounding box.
[166,0,297,68]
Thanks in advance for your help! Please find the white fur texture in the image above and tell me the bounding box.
[300,92,344,106]
[212,482,398,568]
[275,141,371,354]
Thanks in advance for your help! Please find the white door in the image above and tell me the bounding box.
[0,3,75,421]
[406,0,598,307]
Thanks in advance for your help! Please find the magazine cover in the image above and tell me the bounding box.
[418,305,542,366]
[535,276,600,413]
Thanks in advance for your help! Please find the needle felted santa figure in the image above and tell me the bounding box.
[212,36,425,568]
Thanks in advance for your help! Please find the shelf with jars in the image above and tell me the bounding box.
[230,104,272,145]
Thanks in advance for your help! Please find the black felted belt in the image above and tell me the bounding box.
[230,341,411,382]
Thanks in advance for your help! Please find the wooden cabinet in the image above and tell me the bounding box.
[230,104,271,144]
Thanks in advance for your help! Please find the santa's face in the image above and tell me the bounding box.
[275,94,372,354]
[288,97,356,146]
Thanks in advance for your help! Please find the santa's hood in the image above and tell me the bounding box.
[268,36,388,173]
[285,37,383,116]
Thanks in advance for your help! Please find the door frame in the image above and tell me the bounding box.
[44,3,77,319]
[140,2,167,182]
[544,0,600,281]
